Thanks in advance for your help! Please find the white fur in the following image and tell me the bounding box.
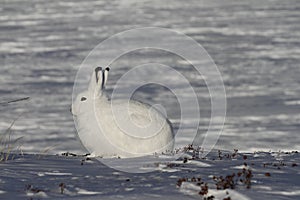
[72,67,174,158]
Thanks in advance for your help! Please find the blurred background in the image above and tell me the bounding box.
[1,0,300,154]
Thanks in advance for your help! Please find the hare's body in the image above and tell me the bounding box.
[72,67,174,158]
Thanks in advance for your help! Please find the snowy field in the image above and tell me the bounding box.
[0,149,299,199]
[1,0,300,199]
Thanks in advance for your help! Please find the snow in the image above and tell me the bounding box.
[0,149,299,199]
[1,0,300,199]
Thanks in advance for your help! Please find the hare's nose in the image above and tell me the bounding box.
[70,106,77,116]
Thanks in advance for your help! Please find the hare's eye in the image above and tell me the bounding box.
[81,97,87,101]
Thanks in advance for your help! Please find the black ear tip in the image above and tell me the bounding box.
[95,66,102,72]
[106,67,110,71]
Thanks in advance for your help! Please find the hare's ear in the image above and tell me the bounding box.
[88,67,102,93]
[102,67,110,90]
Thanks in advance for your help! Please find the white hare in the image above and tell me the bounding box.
[72,67,174,158]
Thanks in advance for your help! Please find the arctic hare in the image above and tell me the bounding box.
[72,67,174,158]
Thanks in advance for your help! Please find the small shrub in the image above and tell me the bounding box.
[59,183,65,194]
[0,116,24,162]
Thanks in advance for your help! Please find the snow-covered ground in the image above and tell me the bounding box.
[0,148,299,199]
